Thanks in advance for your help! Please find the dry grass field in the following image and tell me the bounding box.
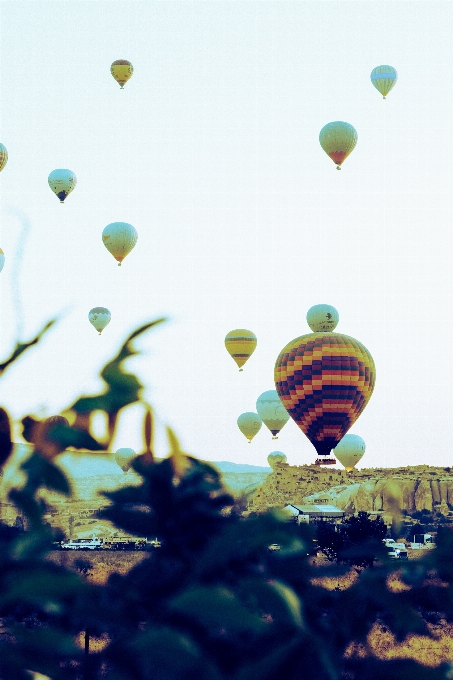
[47,549,148,585]
[5,549,449,669]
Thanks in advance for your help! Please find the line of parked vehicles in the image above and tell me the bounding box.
[55,535,162,551]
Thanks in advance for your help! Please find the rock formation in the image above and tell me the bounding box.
[247,463,453,516]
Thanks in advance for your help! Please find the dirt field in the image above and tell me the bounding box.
[47,549,148,584]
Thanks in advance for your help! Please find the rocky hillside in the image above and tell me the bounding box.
[247,463,453,515]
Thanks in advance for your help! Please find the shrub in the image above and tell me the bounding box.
[1,321,453,679]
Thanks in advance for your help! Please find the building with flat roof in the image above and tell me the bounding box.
[284,502,344,522]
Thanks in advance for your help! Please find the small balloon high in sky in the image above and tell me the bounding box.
[319,121,357,170]
[110,60,134,89]
[48,169,77,203]
[224,329,257,371]
[88,307,111,335]
[0,249,5,274]
[370,65,398,99]
[0,144,8,172]
[102,222,138,266]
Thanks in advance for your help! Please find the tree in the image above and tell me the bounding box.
[317,511,387,568]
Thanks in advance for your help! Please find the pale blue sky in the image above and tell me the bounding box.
[0,1,452,471]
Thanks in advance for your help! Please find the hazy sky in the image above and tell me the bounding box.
[0,1,452,472]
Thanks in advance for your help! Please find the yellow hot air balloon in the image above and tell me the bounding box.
[48,169,77,203]
[370,65,397,99]
[333,434,365,471]
[0,144,8,172]
[102,222,138,266]
[237,412,262,443]
[225,329,257,371]
[111,60,134,88]
[275,332,375,464]
[319,122,357,170]
[88,307,111,335]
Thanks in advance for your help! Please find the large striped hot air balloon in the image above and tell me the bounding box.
[319,122,357,170]
[225,329,257,371]
[370,65,397,99]
[275,332,375,464]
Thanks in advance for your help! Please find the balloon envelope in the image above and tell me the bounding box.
[0,249,5,273]
[225,329,257,370]
[275,333,375,457]
[48,169,77,203]
[334,434,365,471]
[267,451,287,468]
[237,412,262,442]
[102,222,138,265]
[370,65,397,98]
[115,448,137,472]
[319,122,357,169]
[88,307,111,334]
[256,390,290,438]
[45,415,69,427]
[111,60,134,88]
[306,304,339,332]
[0,144,8,172]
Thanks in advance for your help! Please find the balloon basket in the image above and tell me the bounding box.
[336,166,341,170]
[239,368,243,372]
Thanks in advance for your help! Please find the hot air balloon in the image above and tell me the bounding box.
[319,122,357,170]
[111,60,134,88]
[88,307,111,335]
[256,390,290,439]
[334,434,365,471]
[267,451,287,469]
[48,169,77,203]
[225,329,257,371]
[370,65,397,99]
[0,144,8,172]
[45,415,69,427]
[237,412,262,443]
[115,448,137,472]
[275,332,375,465]
[307,304,339,333]
[102,222,138,266]
[0,249,5,273]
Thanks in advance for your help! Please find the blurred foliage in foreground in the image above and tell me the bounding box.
[1,321,453,679]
